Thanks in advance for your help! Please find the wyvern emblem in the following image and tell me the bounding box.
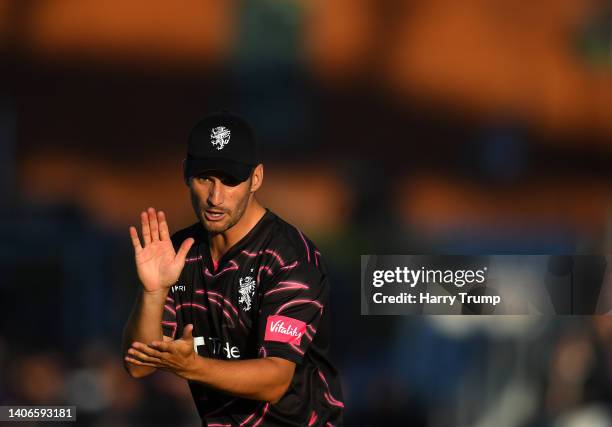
[238,276,256,311]
[210,126,231,150]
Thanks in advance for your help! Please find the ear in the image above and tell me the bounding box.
[250,164,264,193]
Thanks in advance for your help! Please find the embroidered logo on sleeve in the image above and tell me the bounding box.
[264,315,306,345]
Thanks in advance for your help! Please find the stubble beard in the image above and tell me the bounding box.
[198,193,251,236]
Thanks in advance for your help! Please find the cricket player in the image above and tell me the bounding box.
[122,111,344,426]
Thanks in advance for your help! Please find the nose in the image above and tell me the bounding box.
[207,178,224,206]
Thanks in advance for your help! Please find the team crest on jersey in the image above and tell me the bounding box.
[210,126,231,150]
[238,275,256,312]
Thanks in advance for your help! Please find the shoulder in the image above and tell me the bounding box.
[266,211,323,269]
[170,222,206,249]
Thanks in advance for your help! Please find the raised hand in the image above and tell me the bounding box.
[129,208,194,293]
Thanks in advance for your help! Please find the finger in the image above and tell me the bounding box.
[125,356,157,368]
[158,211,171,241]
[148,207,160,241]
[129,226,142,254]
[127,347,163,364]
[176,238,195,262]
[149,340,171,352]
[182,324,194,341]
[132,342,166,359]
[141,211,151,246]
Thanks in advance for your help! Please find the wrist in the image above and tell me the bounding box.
[141,287,170,301]
[182,354,206,382]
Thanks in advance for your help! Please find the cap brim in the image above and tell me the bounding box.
[184,156,253,183]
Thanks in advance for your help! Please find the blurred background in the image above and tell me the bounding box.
[1,0,612,425]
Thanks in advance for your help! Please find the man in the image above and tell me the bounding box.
[122,111,344,426]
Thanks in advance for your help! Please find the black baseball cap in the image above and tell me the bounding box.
[184,111,259,183]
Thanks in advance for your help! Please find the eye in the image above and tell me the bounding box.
[195,175,212,183]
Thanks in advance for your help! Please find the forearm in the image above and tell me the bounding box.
[183,356,293,403]
[122,288,168,377]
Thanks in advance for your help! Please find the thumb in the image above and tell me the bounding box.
[182,324,194,341]
[176,238,195,262]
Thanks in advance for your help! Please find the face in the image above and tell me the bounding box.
[188,166,262,234]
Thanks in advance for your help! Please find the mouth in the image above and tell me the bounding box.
[203,209,226,222]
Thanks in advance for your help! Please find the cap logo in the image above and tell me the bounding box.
[210,126,231,150]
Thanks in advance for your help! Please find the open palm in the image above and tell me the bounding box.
[129,208,194,293]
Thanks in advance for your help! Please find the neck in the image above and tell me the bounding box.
[208,198,266,262]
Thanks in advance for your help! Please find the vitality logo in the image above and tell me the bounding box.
[264,315,306,345]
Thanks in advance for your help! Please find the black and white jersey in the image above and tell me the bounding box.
[162,209,344,426]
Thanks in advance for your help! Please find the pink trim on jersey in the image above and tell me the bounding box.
[241,250,259,257]
[251,403,270,427]
[304,329,313,341]
[304,324,317,341]
[241,249,286,266]
[176,303,208,312]
[274,299,323,315]
[264,281,309,297]
[185,255,203,264]
[258,346,267,357]
[314,251,321,268]
[205,293,248,330]
[323,392,344,408]
[264,249,285,266]
[257,265,274,282]
[194,290,246,330]
[164,305,176,316]
[207,424,231,427]
[166,296,174,303]
[308,411,318,426]
[279,261,299,270]
[290,343,304,355]
[204,260,239,277]
[207,291,242,318]
[278,280,309,287]
[297,230,311,263]
[212,258,218,271]
[203,398,238,418]
[318,370,345,408]
[161,321,177,338]
[161,321,177,326]
[326,423,334,427]
[239,402,269,427]
[206,298,238,328]
[195,289,240,317]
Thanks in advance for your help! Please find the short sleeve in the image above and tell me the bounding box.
[256,261,328,364]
